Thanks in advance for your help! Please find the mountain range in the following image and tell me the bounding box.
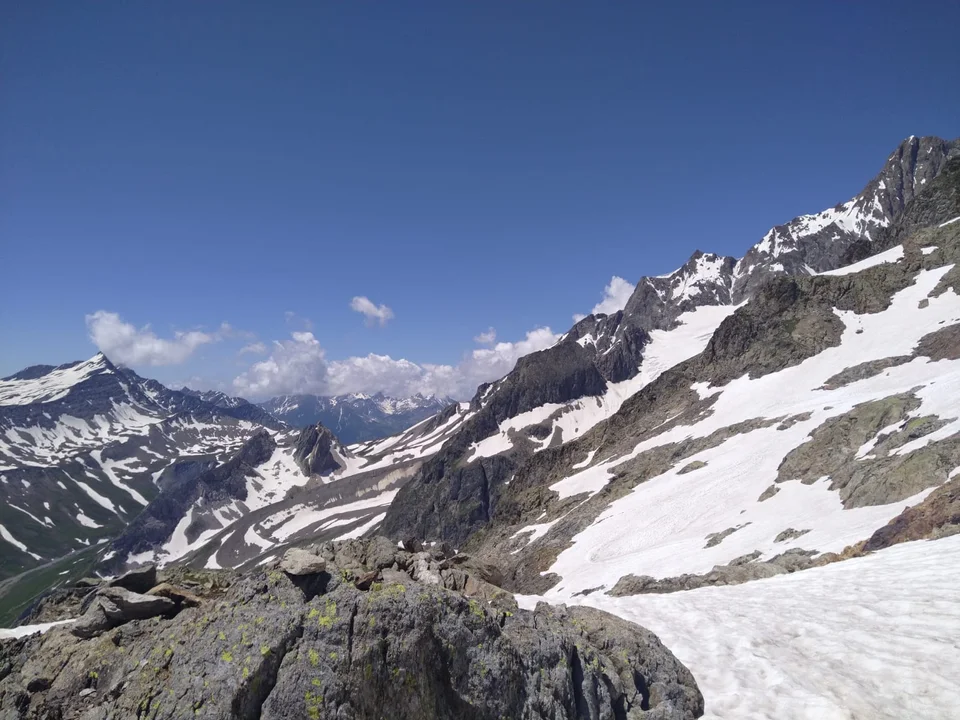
[258,392,455,444]
[2,135,960,718]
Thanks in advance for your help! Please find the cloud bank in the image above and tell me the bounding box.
[233,326,560,400]
[85,311,233,366]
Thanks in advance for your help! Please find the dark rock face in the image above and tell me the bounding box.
[381,318,651,547]
[0,538,703,720]
[731,135,959,301]
[622,251,737,332]
[294,424,346,476]
[871,154,960,253]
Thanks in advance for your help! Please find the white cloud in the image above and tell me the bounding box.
[86,311,226,366]
[573,276,634,322]
[350,296,395,326]
[473,327,497,345]
[233,326,561,400]
[233,331,328,397]
[238,342,268,356]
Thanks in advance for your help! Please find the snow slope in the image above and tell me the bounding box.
[538,257,960,589]
[520,535,960,720]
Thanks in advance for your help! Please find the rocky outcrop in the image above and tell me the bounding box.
[862,476,960,552]
[775,392,960,507]
[609,548,830,596]
[821,356,912,389]
[294,423,347,476]
[71,586,177,639]
[733,135,959,301]
[279,547,327,575]
[0,538,703,720]
[871,153,960,253]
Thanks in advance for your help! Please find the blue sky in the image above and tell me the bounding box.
[2,1,958,399]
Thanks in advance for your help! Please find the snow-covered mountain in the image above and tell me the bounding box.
[382,136,960,552]
[101,401,474,572]
[0,354,285,579]
[0,352,474,580]
[259,392,455,444]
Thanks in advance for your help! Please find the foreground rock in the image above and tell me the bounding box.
[71,586,176,639]
[0,538,703,719]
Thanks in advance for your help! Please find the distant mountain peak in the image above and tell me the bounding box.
[259,391,455,444]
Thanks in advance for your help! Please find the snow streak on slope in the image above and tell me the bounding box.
[467,305,738,461]
[819,244,904,276]
[0,619,76,640]
[0,357,111,406]
[519,535,960,720]
[545,257,960,586]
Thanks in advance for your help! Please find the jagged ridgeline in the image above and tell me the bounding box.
[382,147,960,598]
[381,136,960,561]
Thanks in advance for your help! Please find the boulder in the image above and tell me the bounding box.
[71,587,176,638]
[146,583,202,607]
[107,564,157,594]
[409,552,442,585]
[353,570,379,591]
[279,547,327,576]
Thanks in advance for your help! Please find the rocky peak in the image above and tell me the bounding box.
[294,423,349,476]
[866,135,960,220]
[730,135,960,302]
[619,251,737,332]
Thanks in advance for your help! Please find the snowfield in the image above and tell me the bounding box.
[519,535,960,720]
[542,259,960,587]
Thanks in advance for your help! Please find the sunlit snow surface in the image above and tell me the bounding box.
[0,619,75,640]
[0,356,109,406]
[543,261,960,585]
[520,536,960,720]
